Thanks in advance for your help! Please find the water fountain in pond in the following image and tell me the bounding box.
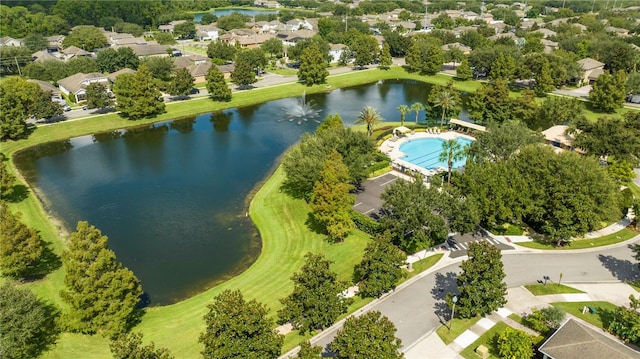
[281,91,322,124]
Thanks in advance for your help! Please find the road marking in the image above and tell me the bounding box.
[379,177,398,186]
[458,243,467,250]
[364,208,375,214]
[353,202,362,207]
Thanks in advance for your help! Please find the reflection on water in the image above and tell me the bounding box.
[14,80,469,305]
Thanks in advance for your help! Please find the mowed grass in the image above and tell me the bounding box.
[436,316,482,344]
[516,228,638,250]
[40,166,370,358]
[459,321,509,359]
[551,301,618,329]
[524,283,585,296]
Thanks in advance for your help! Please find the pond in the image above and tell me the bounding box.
[194,8,278,22]
[15,80,470,305]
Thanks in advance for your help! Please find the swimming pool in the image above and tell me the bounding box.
[399,137,474,170]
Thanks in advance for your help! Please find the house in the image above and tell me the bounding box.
[122,43,171,58]
[195,24,220,41]
[577,57,605,84]
[541,39,559,53]
[254,0,281,8]
[538,318,640,359]
[488,32,520,42]
[188,62,233,82]
[58,72,109,102]
[533,28,557,38]
[541,125,579,152]
[605,26,630,37]
[441,42,472,55]
[279,30,316,47]
[32,50,63,62]
[329,43,347,63]
[0,36,23,47]
[46,35,65,52]
[173,55,210,69]
[28,79,62,101]
[107,68,136,82]
[62,45,93,59]
[158,20,186,33]
[285,19,313,31]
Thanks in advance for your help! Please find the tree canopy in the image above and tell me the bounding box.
[571,114,640,166]
[110,332,174,359]
[200,290,282,359]
[112,66,166,120]
[456,241,507,318]
[353,235,406,298]
[206,66,231,102]
[278,253,350,334]
[0,204,44,279]
[298,43,329,86]
[330,311,403,359]
[60,221,143,337]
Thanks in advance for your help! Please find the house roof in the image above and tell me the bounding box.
[107,68,136,82]
[441,42,472,52]
[124,44,170,57]
[577,57,605,71]
[32,50,62,62]
[542,125,574,147]
[58,72,107,94]
[539,318,640,359]
[188,62,213,77]
[63,45,91,56]
[28,79,59,94]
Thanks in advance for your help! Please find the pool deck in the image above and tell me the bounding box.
[379,130,475,178]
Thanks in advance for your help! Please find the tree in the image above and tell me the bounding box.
[0,204,44,279]
[23,33,48,52]
[469,120,543,163]
[456,57,472,80]
[349,34,379,69]
[0,153,16,199]
[330,311,403,359]
[527,96,584,131]
[423,44,445,75]
[153,31,176,45]
[140,57,174,81]
[62,25,107,51]
[60,221,142,337]
[97,48,121,73]
[230,56,256,88]
[571,115,640,166]
[168,68,194,97]
[207,41,237,63]
[355,106,384,138]
[0,282,59,359]
[278,253,350,334]
[396,104,409,126]
[439,139,465,184]
[316,113,344,136]
[237,48,267,74]
[608,295,640,345]
[589,70,627,113]
[297,341,322,359]
[112,66,165,120]
[523,306,566,333]
[410,102,423,124]
[199,290,283,359]
[261,37,283,59]
[435,91,456,126]
[85,82,112,109]
[353,236,406,298]
[1,77,60,140]
[288,36,331,63]
[380,175,448,251]
[110,332,174,359]
[298,43,329,86]
[205,66,231,102]
[379,42,392,70]
[534,59,554,97]
[496,327,534,359]
[456,241,507,318]
[425,82,462,125]
[311,150,354,242]
[173,21,195,39]
[489,53,516,82]
[468,80,513,125]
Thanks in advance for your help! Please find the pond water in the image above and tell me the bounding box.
[15,80,470,305]
[194,8,278,22]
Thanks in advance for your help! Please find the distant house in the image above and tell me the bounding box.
[541,125,583,153]
[254,0,281,8]
[107,68,136,82]
[121,43,171,58]
[58,72,109,102]
[541,38,559,53]
[577,57,605,84]
[32,50,63,62]
[195,25,220,41]
[62,45,92,59]
[0,36,23,47]
[158,20,186,33]
[28,79,62,101]
[441,42,472,55]
[533,28,557,38]
[329,43,346,63]
[538,318,640,359]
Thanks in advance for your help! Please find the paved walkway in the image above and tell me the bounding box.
[405,282,638,358]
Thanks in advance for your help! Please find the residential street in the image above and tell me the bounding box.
[284,237,640,357]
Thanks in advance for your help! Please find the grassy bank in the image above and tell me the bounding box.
[516,228,638,250]
[524,283,585,296]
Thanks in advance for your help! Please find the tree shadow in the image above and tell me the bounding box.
[431,271,459,323]
[598,253,640,282]
[305,212,326,236]
[29,240,62,280]
[3,183,30,203]
[598,307,616,329]
[321,342,336,357]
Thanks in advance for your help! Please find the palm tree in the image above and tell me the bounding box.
[436,91,456,126]
[396,104,410,126]
[355,106,384,138]
[410,102,423,124]
[439,139,465,184]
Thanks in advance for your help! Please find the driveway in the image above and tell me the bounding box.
[352,172,399,218]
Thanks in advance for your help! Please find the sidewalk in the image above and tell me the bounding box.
[405,282,637,358]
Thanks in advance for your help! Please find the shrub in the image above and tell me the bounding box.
[350,210,381,235]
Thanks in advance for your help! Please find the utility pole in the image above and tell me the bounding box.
[14,57,21,76]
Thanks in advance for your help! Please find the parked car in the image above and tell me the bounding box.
[82,105,88,110]
[63,105,71,111]
[189,88,200,95]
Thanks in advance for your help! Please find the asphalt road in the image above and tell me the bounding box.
[303,239,640,356]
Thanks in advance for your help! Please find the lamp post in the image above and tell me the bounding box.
[448,295,458,332]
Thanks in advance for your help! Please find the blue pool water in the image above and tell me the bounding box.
[399,137,474,170]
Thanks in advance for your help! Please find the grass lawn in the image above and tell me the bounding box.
[459,321,509,359]
[551,301,618,329]
[516,228,638,250]
[406,254,444,280]
[436,316,482,345]
[629,281,640,292]
[524,283,585,296]
[266,67,299,76]
[508,313,524,325]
